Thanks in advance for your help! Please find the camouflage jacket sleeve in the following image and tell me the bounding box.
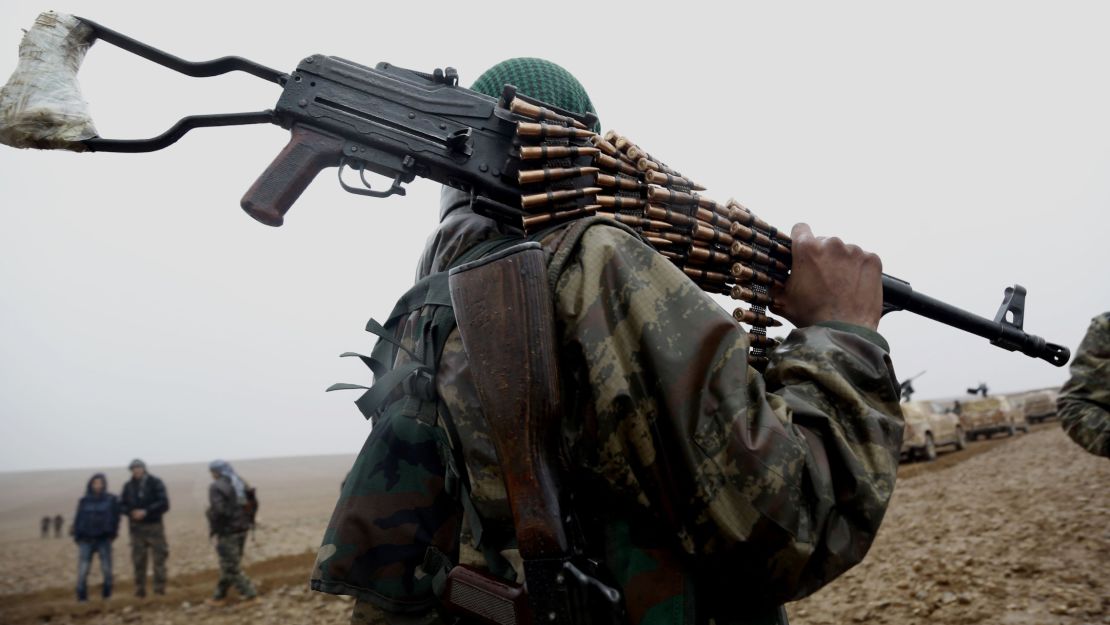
[207,479,234,534]
[1058,313,1110,458]
[552,224,904,603]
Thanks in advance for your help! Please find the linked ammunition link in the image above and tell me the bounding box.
[509,105,792,366]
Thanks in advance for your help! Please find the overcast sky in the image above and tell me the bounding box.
[1,1,1107,472]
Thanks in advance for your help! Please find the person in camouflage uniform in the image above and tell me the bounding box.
[205,460,258,605]
[316,59,903,625]
[119,459,170,597]
[1057,312,1110,457]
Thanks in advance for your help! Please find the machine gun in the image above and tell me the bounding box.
[899,371,927,402]
[0,12,1071,371]
[967,383,990,397]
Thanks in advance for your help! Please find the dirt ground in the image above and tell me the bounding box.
[0,425,1106,624]
[787,424,1109,625]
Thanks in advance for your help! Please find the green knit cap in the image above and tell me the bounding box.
[470,57,600,131]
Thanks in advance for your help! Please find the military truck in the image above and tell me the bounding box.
[1012,388,1059,423]
[958,396,1028,440]
[900,401,966,461]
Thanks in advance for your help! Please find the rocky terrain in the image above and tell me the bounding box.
[1,425,1106,624]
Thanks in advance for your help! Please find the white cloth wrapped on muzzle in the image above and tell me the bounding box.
[0,11,98,151]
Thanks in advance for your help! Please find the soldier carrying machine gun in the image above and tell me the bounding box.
[0,12,1074,625]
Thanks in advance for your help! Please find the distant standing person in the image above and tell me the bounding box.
[73,473,120,601]
[40,515,50,538]
[1058,312,1110,457]
[53,513,63,538]
[119,459,170,597]
[204,460,258,605]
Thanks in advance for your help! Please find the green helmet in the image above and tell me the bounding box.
[470,57,600,131]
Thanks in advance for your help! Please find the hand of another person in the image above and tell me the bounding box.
[131,509,146,521]
[770,223,883,330]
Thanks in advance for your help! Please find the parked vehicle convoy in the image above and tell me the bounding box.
[1012,389,1059,423]
[900,401,966,461]
[958,396,1028,440]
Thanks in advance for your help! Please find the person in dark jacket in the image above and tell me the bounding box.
[73,473,120,601]
[118,459,170,597]
[204,460,257,605]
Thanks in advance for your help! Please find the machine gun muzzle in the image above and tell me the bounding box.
[881,276,1070,367]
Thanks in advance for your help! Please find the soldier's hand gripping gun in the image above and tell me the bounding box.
[0,13,1071,368]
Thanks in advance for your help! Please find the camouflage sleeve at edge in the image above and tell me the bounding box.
[553,224,904,603]
[1058,313,1110,458]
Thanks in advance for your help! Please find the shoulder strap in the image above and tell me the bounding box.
[449,240,623,623]
[325,234,538,587]
[448,242,569,556]
[431,235,529,575]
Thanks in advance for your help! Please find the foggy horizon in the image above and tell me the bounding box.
[0,449,358,476]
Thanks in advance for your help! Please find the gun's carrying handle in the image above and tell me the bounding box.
[240,125,343,226]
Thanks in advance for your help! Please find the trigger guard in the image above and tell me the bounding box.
[337,160,407,199]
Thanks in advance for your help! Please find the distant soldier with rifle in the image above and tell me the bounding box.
[900,370,926,402]
[1058,313,1110,457]
[205,460,259,606]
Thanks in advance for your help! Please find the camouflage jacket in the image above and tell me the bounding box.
[1058,312,1110,457]
[324,189,904,625]
[207,476,252,536]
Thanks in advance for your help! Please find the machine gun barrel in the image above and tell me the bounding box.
[881,276,1069,366]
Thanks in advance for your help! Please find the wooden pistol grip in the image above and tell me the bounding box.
[443,564,530,625]
[449,243,568,559]
[240,125,343,226]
